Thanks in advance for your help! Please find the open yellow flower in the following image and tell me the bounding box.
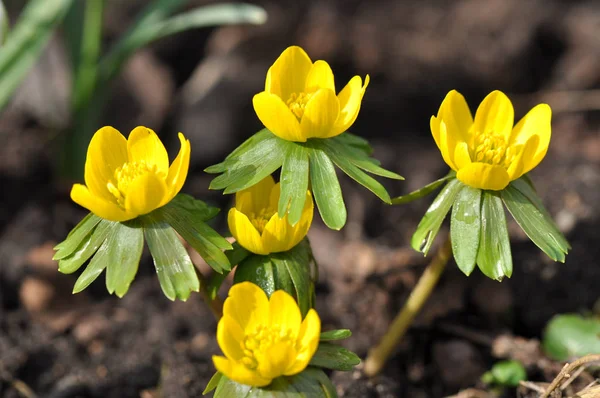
[228,176,313,255]
[213,282,321,387]
[253,46,370,142]
[431,90,551,190]
[71,126,190,222]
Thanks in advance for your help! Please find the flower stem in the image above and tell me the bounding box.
[196,270,224,320]
[364,236,453,376]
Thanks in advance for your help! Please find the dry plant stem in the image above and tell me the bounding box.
[540,354,600,398]
[364,237,453,376]
[196,269,224,320]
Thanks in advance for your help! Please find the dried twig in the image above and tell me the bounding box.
[540,354,600,398]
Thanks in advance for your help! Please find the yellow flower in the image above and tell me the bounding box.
[253,46,370,142]
[213,282,321,387]
[228,176,313,255]
[431,90,551,191]
[71,126,191,222]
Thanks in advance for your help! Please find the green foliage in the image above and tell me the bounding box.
[0,0,73,110]
[392,171,455,204]
[0,0,9,45]
[207,130,402,230]
[450,185,481,275]
[477,191,512,280]
[481,360,527,388]
[320,329,352,341]
[543,314,600,361]
[309,343,361,371]
[208,367,337,398]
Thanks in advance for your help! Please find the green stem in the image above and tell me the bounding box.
[364,236,452,376]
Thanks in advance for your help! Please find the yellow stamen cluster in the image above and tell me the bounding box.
[240,324,294,369]
[472,131,514,168]
[248,207,276,233]
[107,160,160,207]
[287,92,314,120]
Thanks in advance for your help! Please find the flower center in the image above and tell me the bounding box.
[106,160,159,207]
[286,91,314,120]
[239,324,294,370]
[248,207,276,234]
[472,131,514,168]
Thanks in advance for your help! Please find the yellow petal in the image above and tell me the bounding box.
[508,135,540,180]
[253,92,303,142]
[259,342,296,380]
[265,46,313,101]
[438,121,457,170]
[123,172,168,216]
[216,314,245,360]
[456,162,510,191]
[300,88,340,139]
[70,184,132,222]
[165,132,190,201]
[223,282,269,332]
[472,90,514,139]
[437,90,473,143]
[262,191,313,253]
[453,141,472,170]
[212,356,271,387]
[509,103,551,171]
[331,75,369,136]
[235,175,276,216]
[84,126,128,201]
[305,60,335,92]
[285,309,320,375]
[127,126,169,176]
[268,290,302,334]
[228,208,267,255]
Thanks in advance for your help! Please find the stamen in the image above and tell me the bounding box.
[287,92,314,120]
[239,324,295,371]
[249,207,277,233]
[106,160,160,208]
[471,130,514,167]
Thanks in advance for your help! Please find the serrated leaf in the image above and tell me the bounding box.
[308,146,346,230]
[502,180,569,262]
[270,241,312,317]
[392,172,456,205]
[411,178,462,255]
[53,213,102,260]
[144,219,199,301]
[209,132,288,193]
[309,343,361,371]
[320,329,352,341]
[543,314,600,361]
[58,219,115,274]
[477,191,512,280]
[278,143,310,225]
[451,185,481,276]
[105,220,144,297]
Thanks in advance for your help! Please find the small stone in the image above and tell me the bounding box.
[19,277,55,313]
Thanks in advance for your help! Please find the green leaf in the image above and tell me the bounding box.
[309,343,361,371]
[278,143,310,225]
[153,204,231,273]
[308,146,346,230]
[105,221,144,298]
[543,314,600,361]
[54,213,102,260]
[477,191,513,280]
[59,219,115,274]
[169,193,221,221]
[324,141,392,204]
[335,132,373,154]
[213,368,336,398]
[73,234,112,294]
[320,329,352,341]
[481,360,527,387]
[0,0,73,111]
[207,243,250,299]
[450,185,482,276]
[0,0,10,46]
[233,255,276,296]
[144,219,200,301]
[502,180,569,262]
[270,241,313,317]
[411,178,462,255]
[206,129,273,174]
[209,132,288,193]
[203,372,223,395]
[392,172,456,204]
[99,2,266,85]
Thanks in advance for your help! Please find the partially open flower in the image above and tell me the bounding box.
[253,46,369,142]
[71,126,190,222]
[430,90,551,190]
[228,176,313,255]
[213,282,321,387]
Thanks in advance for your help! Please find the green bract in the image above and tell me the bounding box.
[397,173,569,281]
[53,194,232,301]
[206,129,403,230]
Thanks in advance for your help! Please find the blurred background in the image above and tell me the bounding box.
[0,0,599,397]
